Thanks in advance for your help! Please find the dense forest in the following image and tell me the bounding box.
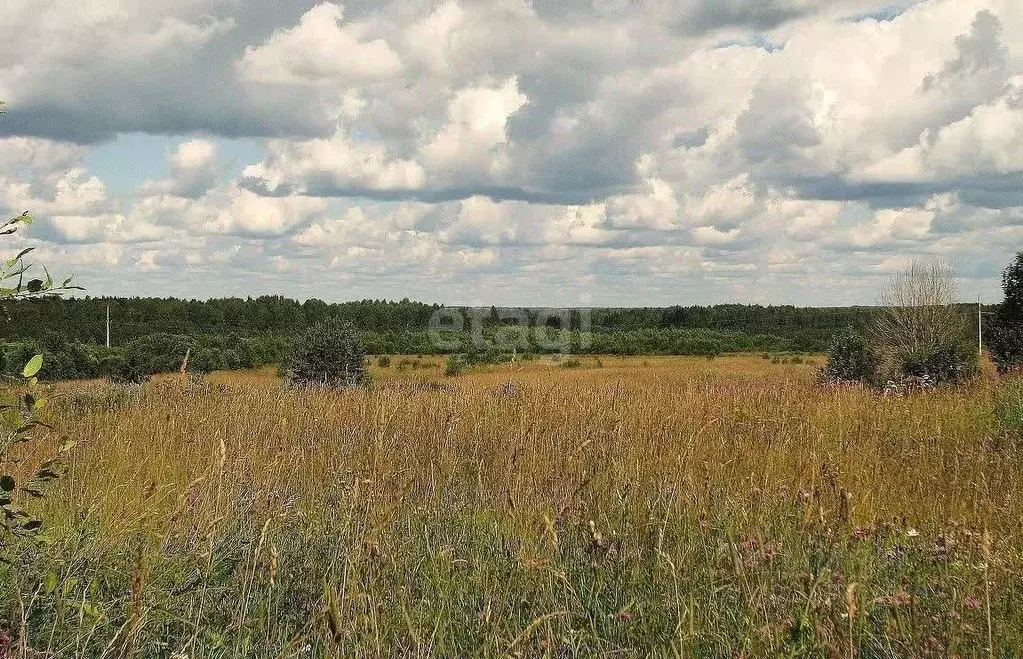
[3,296,880,343]
[0,296,994,381]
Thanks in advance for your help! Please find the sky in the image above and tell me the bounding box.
[1,0,1021,307]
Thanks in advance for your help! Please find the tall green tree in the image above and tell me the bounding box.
[989,252,1023,374]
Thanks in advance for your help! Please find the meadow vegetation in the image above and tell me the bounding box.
[3,356,1023,657]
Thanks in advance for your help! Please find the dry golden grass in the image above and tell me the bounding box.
[4,356,1023,657]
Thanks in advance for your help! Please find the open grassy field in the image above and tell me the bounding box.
[3,355,1023,657]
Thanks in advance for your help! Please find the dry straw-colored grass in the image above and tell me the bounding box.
[4,356,1023,657]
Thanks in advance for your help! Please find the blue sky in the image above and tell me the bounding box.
[83,136,267,197]
[1,0,1020,305]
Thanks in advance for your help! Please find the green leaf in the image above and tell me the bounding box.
[7,247,34,268]
[80,602,104,620]
[22,354,42,378]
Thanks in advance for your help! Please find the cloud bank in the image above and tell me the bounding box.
[0,0,1020,304]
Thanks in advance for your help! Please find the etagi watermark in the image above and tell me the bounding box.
[427,307,592,354]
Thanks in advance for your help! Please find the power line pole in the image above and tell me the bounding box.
[978,295,996,360]
[106,304,110,348]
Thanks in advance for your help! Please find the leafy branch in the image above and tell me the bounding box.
[0,212,83,299]
[1,210,82,546]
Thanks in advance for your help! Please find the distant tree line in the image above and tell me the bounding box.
[0,295,1006,382]
[2,295,899,338]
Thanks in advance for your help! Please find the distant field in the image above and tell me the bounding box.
[4,356,1022,657]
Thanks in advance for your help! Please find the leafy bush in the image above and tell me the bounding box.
[444,355,464,377]
[190,347,227,374]
[817,329,880,386]
[283,318,368,388]
[897,343,977,385]
[117,333,196,383]
[378,355,392,368]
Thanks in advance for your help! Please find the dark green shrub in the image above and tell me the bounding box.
[378,355,392,368]
[283,318,368,388]
[444,355,464,377]
[897,343,978,385]
[817,329,880,386]
[97,349,125,379]
[191,347,227,374]
[222,348,244,370]
[117,334,195,383]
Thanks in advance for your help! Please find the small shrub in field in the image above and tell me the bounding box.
[561,358,583,369]
[817,329,880,386]
[283,318,368,388]
[444,355,464,377]
[378,356,391,368]
[117,333,195,383]
[897,343,977,385]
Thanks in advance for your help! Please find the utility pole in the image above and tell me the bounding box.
[978,295,995,360]
[106,304,110,348]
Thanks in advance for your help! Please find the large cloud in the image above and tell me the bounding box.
[0,0,1020,304]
